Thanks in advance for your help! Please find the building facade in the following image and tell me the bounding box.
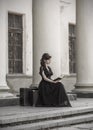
[0,0,93,98]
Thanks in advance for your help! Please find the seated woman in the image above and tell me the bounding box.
[36,53,71,107]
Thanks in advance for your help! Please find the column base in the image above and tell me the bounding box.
[72,83,93,98]
[0,86,14,98]
[0,92,14,98]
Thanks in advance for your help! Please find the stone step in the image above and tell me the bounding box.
[68,93,77,101]
[0,97,19,107]
[0,92,76,107]
[0,106,93,127]
[1,113,93,130]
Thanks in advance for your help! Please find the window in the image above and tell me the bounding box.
[69,24,76,73]
[8,13,23,74]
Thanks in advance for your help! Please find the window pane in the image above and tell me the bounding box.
[14,46,22,59]
[14,61,22,73]
[8,14,14,28]
[8,32,15,45]
[69,24,76,73]
[8,45,14,59]
[8,13,23,74]
[14,15,22,29]
[9,60,14,73]
[15,32,22,45]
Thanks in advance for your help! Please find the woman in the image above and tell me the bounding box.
[36,53,71,107]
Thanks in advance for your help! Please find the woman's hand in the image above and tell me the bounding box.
[53,80,61,83]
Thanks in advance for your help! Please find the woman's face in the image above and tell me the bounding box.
[45,58,51,65]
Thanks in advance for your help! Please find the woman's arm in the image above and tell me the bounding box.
[42,71,57,83]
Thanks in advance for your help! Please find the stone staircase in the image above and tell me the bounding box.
[0,96,19,107]
[0,93,76,107]
[1,106,93,130]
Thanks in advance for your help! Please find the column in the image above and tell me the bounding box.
[0,71,13,98]
[74,0,93,97]
[0,45,13,98]
[0,1,13,98]
[32,0,61,86]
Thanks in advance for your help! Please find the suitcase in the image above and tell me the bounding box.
[20,88,32,106]
[20,88,38,106]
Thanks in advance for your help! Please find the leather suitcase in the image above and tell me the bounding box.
[20,88,33,106]
[20,88,38,106]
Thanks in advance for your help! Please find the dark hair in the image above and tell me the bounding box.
[40,53,51,67]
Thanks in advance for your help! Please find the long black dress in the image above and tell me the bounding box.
[36,66,71,107]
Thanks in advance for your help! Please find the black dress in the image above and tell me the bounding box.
[36,66,71,107]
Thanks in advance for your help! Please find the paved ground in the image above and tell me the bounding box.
[0,98,93,115]
[51,98,93,130]
[52,122,93,130]
[0,98,93,130]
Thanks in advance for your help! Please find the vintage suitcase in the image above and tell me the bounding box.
[20,88,38,106]
[20,88,32,106]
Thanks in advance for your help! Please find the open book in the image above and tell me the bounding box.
[53,75,65,81]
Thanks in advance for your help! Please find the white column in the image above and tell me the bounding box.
[32,0,61,85]
[0,1,13,97]
[0,50,13,98]
[75,0,93,95]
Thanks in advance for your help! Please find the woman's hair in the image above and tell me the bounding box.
[40,53,51,67]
